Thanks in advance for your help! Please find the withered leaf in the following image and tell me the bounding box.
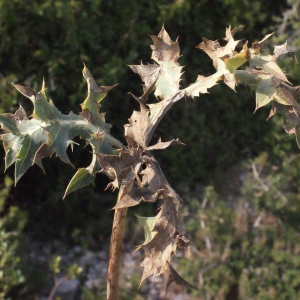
[128,80,157,106]
[13,83,42,102]
[268,102,300,148]
[280,83,300,99]
[129,63,161,92]
[197,26,243,64]
[274,41,297,62]
[14,105,28,122]
[223,25,244,53]
[197,38,221,61]
[114,155,165,209]
[33,143,54,164]
[146,90,185,146]
[124,108,149,149]
[96,148,142,191]
[0,105,28,136]
[165,264,199,291]
[252,32,274,53]
[138,196,188,286]
[274,87,297,106]
[147,137,185,151]
[224,25,244,42]
[223,73,237,91]
[150,25,180,64]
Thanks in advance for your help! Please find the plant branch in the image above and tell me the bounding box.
[48,275,67,300]
[106,205,128,300]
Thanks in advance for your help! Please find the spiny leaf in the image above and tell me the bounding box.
[63,168,95,199]
[138,196,188,286]
[128,26,185,150]
[150,25,180,64]
[14,119,48,183]
[274,41,297,62]
[252,32,274,54]
[1,68,124,188]
[146,137,185,151]
[0,104,27,135]
[81,63,117,131]
[113,155,164,209]
[129,63,160,93]
[165,265,198,291]
[255,77,278,112]
[97,148,142,191]
[14,81,58,122]
[130,26,183,101]
[222,42,250,73]
[185,58,226,98]
[197,25,243,65]
[235,69,295,112]
[154,61,183,100]
[124,108,149,149]
[249,54,290,83]
[1,133,22,170]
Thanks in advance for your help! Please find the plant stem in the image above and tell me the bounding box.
[107,205,128,300]
[48,276,67,300]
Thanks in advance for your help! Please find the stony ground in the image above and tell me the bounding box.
[28,238,192,300]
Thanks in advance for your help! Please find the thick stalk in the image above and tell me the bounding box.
[106,203,127,300]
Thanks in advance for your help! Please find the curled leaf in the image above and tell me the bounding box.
[165,264,198,291]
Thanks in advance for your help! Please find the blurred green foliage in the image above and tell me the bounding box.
[0,176,27,299]
[177,161,300,299]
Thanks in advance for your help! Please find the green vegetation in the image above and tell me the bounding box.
[0,176,26,299]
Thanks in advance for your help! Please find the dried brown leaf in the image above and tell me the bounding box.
[150,25,180,64]
[165,265,199,291]
[13,83,43,101]
[252,32,274,53]
[274,41,297,62]
[113,154,165,209]
[14,105,28,122]
[129,63,161,92]
[96,148,142,191]
[147,137,185,151]
[138,196,188,286]
[124,108,149,149]
[197,26,243,64]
